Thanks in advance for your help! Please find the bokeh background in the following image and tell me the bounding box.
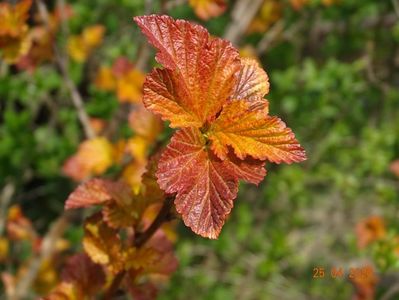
[1,0,399,299]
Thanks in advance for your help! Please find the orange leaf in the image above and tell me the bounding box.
[356,216,386,249]
[102,201,140,228]
[67,25,105,62]
[231,58,269,102]
[0,0,31,37]
[116,69,145,103]
[65,178,132,210]
[189,0,227,20]
[140,153,165,204]
[94,66,116,91]
[7,205,36,241]
[247,0,281,34]
[0,0,32,63]
[129,104,163,143]
[350,265,378,300]
[122,159,148,193]
[135,15,241,127]
[82,213,124,274]
[62,137,114,181]
[208,100,306,162]
[61,253,105,297]
[157,128,239,238]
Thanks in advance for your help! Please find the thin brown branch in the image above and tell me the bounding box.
[0,182,15,236]
[36,0,96,139]
[256,20,285,55]
[57,56,96,139]
[135,196,174,247]
[11,212,73,300]
[103,196,175,300]
[223,0,264,45]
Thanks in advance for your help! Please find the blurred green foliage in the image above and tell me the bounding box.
[1,0,398,299]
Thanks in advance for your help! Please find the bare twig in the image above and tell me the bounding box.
[391,0,399,18]
[165,0,186,11]
[57,57,96,139]
[256,20,285,55]
[11,212,73,300]
[223,0,264,45]
[0,182,15,236]
[381,281,399,300]
[36,0,96,139]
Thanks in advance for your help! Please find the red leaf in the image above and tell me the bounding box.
[61,253,105,296]
[225,153,266,185]
[135,15,241,127]
[157,128,238,239]
[65,179,132,210]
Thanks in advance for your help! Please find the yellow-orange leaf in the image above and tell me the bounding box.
[94,66,116,91]
[82,214,124,274]
[121,159,148,193]
[129,104,163,143]
[62,137,113,181]
[189,0,227,20]
[247,0,281,34]
[116,69,145,103]
[208,100,306,163]
[67,25,105,62]
[0,0,31,37]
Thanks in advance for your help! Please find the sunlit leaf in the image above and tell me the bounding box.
[208,100,306,162]
[82,213,124,274]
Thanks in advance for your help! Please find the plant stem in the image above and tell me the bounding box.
[103,196,174,300]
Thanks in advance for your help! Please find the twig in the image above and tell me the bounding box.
[103,196,175,300]
[381,281,399,300]
[391,0,399,18]
[11,212,73,300]
[36,0,96,139]
[57,57,96,139]
[165,0,186,11]
[134,196,174,247]
[0,182,15,236]
[223,0,264,45]
[256,20,285,55]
